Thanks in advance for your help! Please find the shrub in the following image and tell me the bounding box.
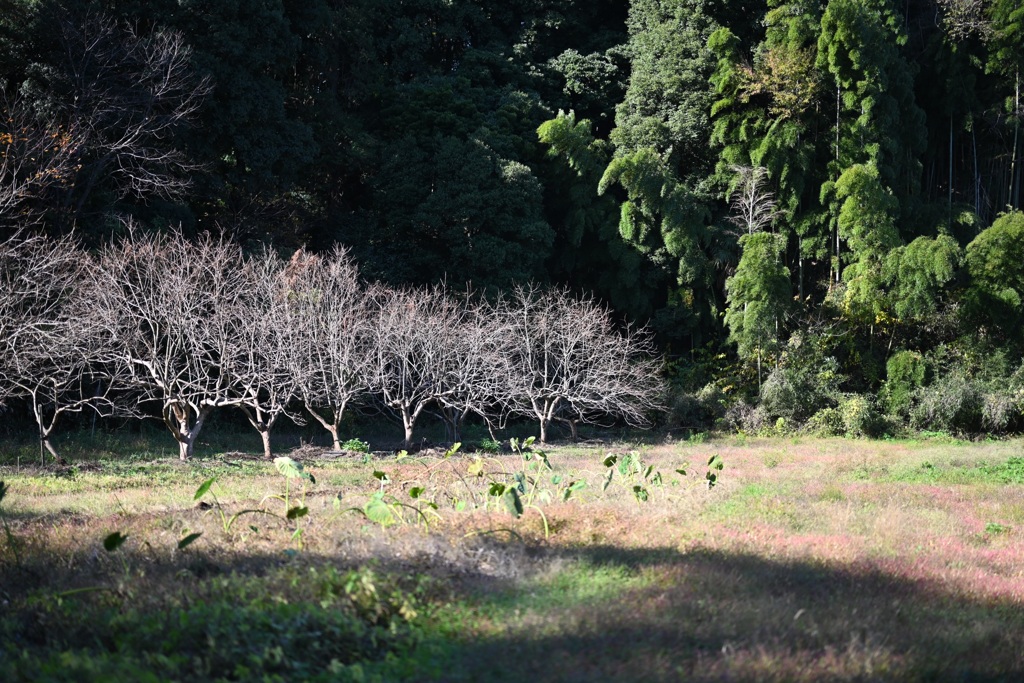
[804,407,844,437]
[838,394,883,437]
[911,371,984,433]
[880,350,925,416]
[341,438,370,453]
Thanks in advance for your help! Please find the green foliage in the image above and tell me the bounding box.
[881,350,926,416]
[759,344,843,424]
[341,438,371,454]
[724,232,791,366]
[837,394,883,438]
[965,211,1024,339]
[883,235,963,320]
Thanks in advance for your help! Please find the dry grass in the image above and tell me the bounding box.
[2,435,1023,681]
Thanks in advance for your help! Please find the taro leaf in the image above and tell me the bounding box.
[675,468,688,476]
[632,485,649,503]
[308,473,317,485]
[364,493,395,526]
[523,436,536,449]
[372,470,390,484]
[536,450,552,471]
[177,532,202,550]
[651,471,663,486]
[409,486,425,499]
[514,471,526,494]
[708,454,724,471]
[706,472,718,488]
[551,474,563,485]
[194,477,216,501]
[396,450,409,461]
[446,442,462,458]
[468,458,485,477]
[425,501,439,510]
[502,487,523,518]
[0,480,7,504]
[274,457,306,480]
[561,479,582,501]
[602,468,614,492]
[644,465,655,481]
[286,506,309,520]
[602,454,618,468]
[488,482,507,497]
[103,531,128,552]
[249,525,259,533]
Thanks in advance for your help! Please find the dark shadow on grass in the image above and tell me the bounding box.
[4,535,1024,682]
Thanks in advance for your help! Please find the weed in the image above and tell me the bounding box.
[985,522,1012,535]
[341,438,371,453]
[477,437,502,453]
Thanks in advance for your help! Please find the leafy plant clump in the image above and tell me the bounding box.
[341,438,371,454]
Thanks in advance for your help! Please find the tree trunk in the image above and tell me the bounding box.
[260,429,272,459]
[327,425,341,452]
[539,418,549,444]
[41,437,60,465]
[402,408,415,450]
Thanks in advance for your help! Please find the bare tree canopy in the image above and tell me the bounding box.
[727,165,779,236]
[91,227,249,460]
[496,284,664,443]
[367,285,468,449]
[282,247,371,452]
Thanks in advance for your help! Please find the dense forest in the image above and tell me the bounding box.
[2,0,1023,438]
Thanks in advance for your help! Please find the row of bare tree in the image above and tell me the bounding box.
[0,230,664,461]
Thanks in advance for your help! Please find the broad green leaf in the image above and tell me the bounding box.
[603,454,618,468]
[502,487,523,517]
[446,442,462,458]
[488,482,507,497]
[177,532,202,550]
[372,470,390,484]
[675,468,688,476]
[633,485,649,503]
[194,477,216,501]
[274,457,305,480]
[286,506,309,520]
[468,458,485,477]
[103,531,128,552]
[602,468,614,492]
[409,486,425,499]
[364,493,395,526]
[523,436,536,448]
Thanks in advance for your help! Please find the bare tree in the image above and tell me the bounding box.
[433,293,511,442]
[282,247,371,452]
[226,249,300,459]
[727,165,779,235]
[367,285,466,449]
[49,6,209,220]
[91,228,249,460]
[496,284,663,443]
[0,98,81,228]
[0,234,124,462]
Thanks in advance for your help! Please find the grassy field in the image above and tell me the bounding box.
[2,432,1023,681]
